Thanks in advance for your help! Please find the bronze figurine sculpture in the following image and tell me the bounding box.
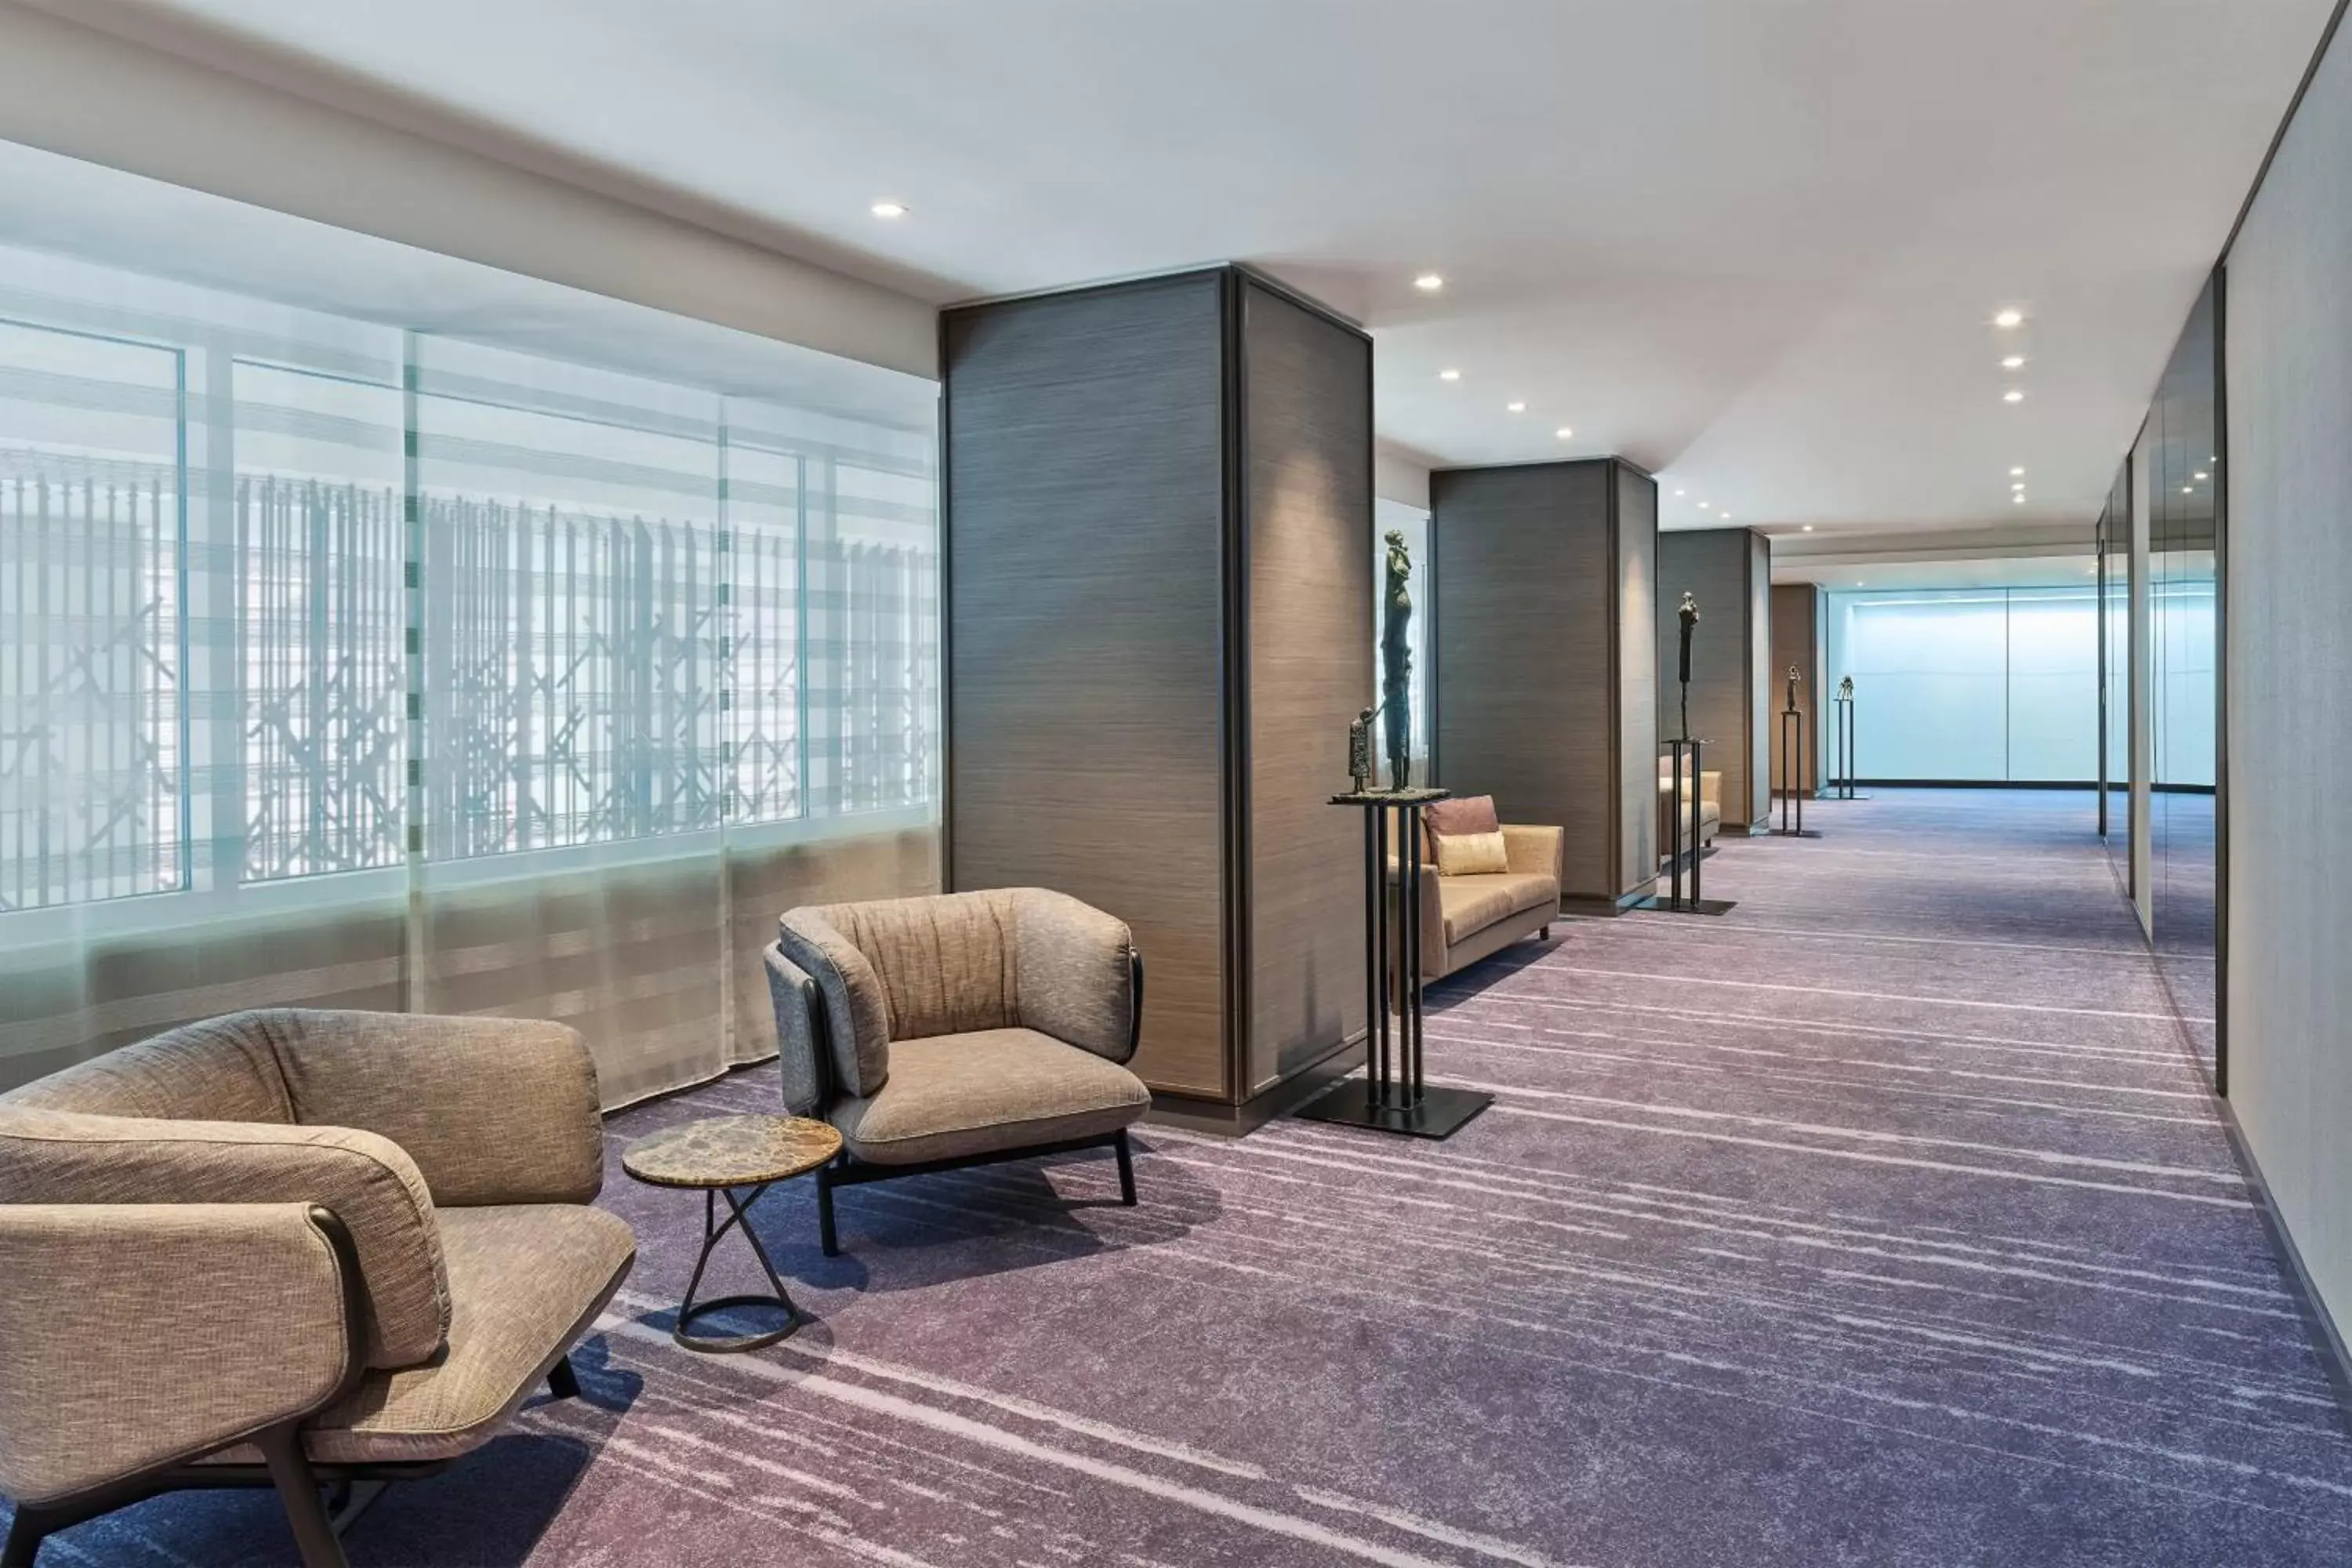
[1675,590,1700,741]
[1786,664,1803,713]
[1347,706,1376,795]
[1839,675,1854,700]
[1380,529,1414,790]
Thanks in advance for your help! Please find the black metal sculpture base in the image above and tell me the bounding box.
[1824,692,1869,799]
[1298,1082,1495,1139]
[673,1185,804,1352]
[1299,789,1492,1141]
[1773,710,1823,838]
[1639,738,1736,916]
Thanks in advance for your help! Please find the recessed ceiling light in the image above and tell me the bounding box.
[2002,354,2026,369]
[1506,401,1526,413]
[1697,501,1711,510]
[2193,470,2209,481]
[870,200,907,219]
[2182,485,2194,494]
[2010,466,2026,477]
[1994,309,2024,328]
[2013,494,2027,504]
[2003,390,2025,403]
[1439,368,1461,382]
[1673,488,1686,497]
[1414,273,1445,292]
[1555,426,1574,439]
[1802,524,1815,532]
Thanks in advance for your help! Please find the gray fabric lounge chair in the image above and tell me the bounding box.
[0,1010,635,1568]
[764,887,1149,1254]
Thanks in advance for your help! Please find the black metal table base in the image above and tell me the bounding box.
[1296,1083,1494,1138]
[673,1184,805,1352]
[1310,789,1492,1142]
[1772,710,1820,838]
[1823,693,1869,800]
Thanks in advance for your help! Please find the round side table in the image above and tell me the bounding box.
[621,1113,843,1352]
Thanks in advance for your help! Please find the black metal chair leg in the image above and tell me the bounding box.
[3,1507,53,1568]
[1114,1129,1137,1206]
[256,1426,350,1568]
[546,1354,580,1400]
[817,1163,840,1257]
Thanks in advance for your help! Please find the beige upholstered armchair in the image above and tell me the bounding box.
[0,1010,634,1568]
[765,888,1150,1255]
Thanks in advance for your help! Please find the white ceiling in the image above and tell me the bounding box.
[78,0,2333,534]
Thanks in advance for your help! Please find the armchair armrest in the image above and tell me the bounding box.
[764,944,832,1116]
[0,1108,449,1368]
[1501,824,1564,884]
[0,1202,361,1507]
[264,1011,604,1207]
[1012,888,1140,1063]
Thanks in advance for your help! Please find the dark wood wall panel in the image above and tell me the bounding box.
[1746,532,1773,824]
[1614,464,1659,894]
[1769,583,1824,794]
[1432,463,1614,898]
[1243,282,1373,1094]
[943,275,1229,1098]
[1655,528,1771,829]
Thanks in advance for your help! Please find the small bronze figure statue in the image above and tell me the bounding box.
[1675,591,1700,741]
[1380,529,1414,790]
[1785,664,1803,713]
[1838,675,1854,701]
[1347,706,1377,795]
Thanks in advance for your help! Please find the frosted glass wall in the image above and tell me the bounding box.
[1824,586,2102,782]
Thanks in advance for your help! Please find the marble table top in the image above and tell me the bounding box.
[622,1114,843,1190]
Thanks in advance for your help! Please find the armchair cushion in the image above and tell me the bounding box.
[0,1202,354,1506]
[293,1203,634,1465]
[804,890,1019,1043]
[828,1026,1149,1167]
[0,1109,448,1369]
[267,1011,605,1208]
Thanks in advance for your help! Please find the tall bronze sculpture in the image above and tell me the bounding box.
[1785,663,1802,712]
[1675,591,1700,742]
[1380,529,1414,790]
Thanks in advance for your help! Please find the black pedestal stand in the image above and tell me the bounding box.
[1828,691,1869,800]
[1774,707,1822,837]
[1638,738,1734,916]
[1297,788,1492,1139]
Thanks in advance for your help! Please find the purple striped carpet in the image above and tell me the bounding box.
[16,790,2350,1565]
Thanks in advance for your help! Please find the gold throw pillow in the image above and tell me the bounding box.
[1435,828,1510,877]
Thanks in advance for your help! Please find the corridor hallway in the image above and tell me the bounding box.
[41,797,2350,1566]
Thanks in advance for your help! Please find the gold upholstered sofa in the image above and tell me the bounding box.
[765,887,1151,1256]
[0,1010,634,1568]
[1405,798,1566,982]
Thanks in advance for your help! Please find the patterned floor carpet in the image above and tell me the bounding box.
[16,789,2350,1566]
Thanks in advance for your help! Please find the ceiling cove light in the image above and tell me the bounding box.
[869,200,908,219]
[1439,368,1462,382]
[2003,389,2026,403]
[1506,401,1526,413]
[1555,426,1574,440]
[1994,308,2024,328]
[1414,273,1445,292]
[2001,355,2026,369]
